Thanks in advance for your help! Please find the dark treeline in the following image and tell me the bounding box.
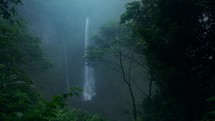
[120,0,215,121]
[1,0,215,121]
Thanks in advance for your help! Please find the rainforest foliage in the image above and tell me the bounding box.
[0,1,106,121]
[120,0,215,121]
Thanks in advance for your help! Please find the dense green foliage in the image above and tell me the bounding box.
[0,15,43,121]
[121,0,215,121]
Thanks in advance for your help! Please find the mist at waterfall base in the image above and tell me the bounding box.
[18,0,147,121]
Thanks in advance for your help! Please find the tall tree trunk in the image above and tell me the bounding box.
[148,68,153,109]
[128,83,137,121]
[119,50,137,121]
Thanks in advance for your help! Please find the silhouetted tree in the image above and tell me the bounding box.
[86,22,150,121]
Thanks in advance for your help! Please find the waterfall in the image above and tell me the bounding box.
[83,17,96,100]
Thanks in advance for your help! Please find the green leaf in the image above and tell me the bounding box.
[16,112,23,118]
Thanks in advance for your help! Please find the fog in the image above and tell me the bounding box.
[18,0,148,121]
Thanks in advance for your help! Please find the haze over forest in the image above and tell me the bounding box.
[0,0,215,121]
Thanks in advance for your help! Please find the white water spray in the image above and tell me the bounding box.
[83,17,96,100]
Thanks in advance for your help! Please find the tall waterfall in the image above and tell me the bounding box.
[83,17,96,100]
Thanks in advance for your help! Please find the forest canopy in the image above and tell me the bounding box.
[1,0,215,121]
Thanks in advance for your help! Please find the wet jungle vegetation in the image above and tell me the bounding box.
[1,0,215,121]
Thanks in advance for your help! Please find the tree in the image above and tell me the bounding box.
[0,0,23,22]
[121,0,215,120]
[0,1,51,120]
[86,22,148,121]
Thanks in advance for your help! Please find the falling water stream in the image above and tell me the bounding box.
[83,17,96,100]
